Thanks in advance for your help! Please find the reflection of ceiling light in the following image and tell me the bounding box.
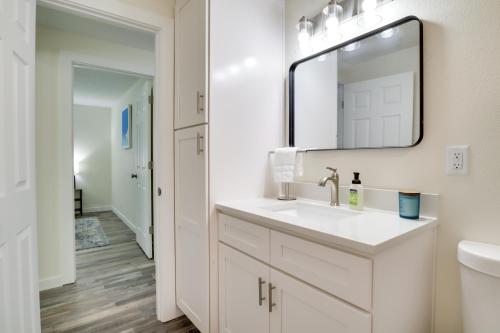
[317,54,328,62]
[378,27,398,39]
[214,71,226,81]
[341,41,361,52]
[229,65,240,74]
[244,57,257,68]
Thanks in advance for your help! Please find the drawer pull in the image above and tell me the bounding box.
[197,91,205,113]
[258,277,266,306]
[197,132,204,155]
[268,283,276,312]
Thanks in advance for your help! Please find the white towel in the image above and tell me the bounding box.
[271,147,303,183]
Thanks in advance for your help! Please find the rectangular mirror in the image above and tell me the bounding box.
[289,16,422,150]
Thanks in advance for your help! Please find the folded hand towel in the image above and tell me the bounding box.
[272,147,303,183]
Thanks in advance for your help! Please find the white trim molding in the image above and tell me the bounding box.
[82,206,113,214]
[39,276,66,292]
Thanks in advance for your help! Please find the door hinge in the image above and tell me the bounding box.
[148,94,154,105]
[148,161,154,170]
[149,225,154,235]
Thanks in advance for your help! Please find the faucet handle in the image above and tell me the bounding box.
[326,167,338,175]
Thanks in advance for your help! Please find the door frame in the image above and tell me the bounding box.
[38,0,179,322]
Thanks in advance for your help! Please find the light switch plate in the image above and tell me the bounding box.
[446,145,469,175]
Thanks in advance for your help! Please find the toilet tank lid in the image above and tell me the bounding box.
[458,240,500,278]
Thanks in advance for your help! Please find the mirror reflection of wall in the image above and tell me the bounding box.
[291,18,421,150]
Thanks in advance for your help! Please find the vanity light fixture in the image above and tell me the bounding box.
[341,41,361,52]
[323,0,343,41]
[297,16,314,51]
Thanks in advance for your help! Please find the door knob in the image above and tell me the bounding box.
[131,173,138,179]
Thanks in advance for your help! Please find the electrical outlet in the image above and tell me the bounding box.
[446,145,469,175]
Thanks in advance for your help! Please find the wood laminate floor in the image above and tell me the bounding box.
[40,211,199,333]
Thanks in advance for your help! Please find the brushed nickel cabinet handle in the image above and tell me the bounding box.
[268,283,276,312]
[258,277,266,306]
[197,91,205,114]
[197,132,204,155]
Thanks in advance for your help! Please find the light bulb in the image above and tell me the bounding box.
[325,16,339,31]
[323,0,343,41]
[361,0,377,12]
[357,0,382,27]
[297,16,313,45]
[298,31,310,44]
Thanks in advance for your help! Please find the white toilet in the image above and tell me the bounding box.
[458,240,500,333]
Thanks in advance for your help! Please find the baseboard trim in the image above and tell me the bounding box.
[83,205,112,213]
[39,275,65,291]
[112,206,137,233]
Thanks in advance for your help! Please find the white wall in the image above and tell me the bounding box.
[111,79,149,233]
[36,25,154,285]
[73,105,112,212]
[285,1,500,332]
[209,0,285,331]
[294,52,338,149]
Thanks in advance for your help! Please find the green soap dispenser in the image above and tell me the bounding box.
[349,172,364,211]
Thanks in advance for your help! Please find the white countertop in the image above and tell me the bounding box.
[215,198,438,254]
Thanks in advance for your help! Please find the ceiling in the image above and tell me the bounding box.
[73,67,144,108]
[36,5,155,51]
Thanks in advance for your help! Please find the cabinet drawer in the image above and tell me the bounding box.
[270,231,372,310]
[219,214,270,262]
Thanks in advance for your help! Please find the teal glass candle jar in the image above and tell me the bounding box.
[399,191,421,219]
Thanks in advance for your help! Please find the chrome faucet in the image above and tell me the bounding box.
[318,167,339,206]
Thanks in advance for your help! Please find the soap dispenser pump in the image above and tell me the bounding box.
[349,172,364,211]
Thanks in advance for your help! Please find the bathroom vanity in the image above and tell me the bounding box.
[216,198,437,333]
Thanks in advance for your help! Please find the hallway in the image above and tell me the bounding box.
[39,211,198,333]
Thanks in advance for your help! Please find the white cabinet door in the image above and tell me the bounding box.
[0,1,41,332]
[175,0,207,129]
[175,125,209,332]
[219,244,270,333]
[270,269,371,333]
[134,80,154,258]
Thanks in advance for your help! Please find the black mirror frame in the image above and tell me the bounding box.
[288,15,423,150]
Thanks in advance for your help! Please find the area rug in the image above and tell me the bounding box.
[75,217,110,250]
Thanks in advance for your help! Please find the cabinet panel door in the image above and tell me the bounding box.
[175,125,208,332]
[219,214,270,262]
[219,244,270,333]
[175,0,207,129]
[270,269,371,333]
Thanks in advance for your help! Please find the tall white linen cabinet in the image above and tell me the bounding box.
[174,0,285,332]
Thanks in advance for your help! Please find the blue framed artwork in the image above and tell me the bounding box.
[121,105,132,149]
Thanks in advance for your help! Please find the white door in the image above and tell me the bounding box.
[134,80,153,258]
[343,72,414,148]
[175,0,207,129]
[269,269,371,333]
[219,244,270,333]
[0,0,41,332]
[175,124,209,332]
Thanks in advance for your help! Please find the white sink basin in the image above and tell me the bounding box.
[260,201,360,224]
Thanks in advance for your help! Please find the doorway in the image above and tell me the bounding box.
[72,66,154,258]
[34,3,184,331]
